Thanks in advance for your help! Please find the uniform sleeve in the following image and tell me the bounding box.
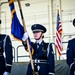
[22,41,34,55]
[48,44,55,75]
[22,41,28,50]
[66,40,75,70]
[4,35,13,73]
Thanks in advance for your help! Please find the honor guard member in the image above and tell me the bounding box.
[22,24,55,75]
[0,20,13,75]
[66,19,75,75]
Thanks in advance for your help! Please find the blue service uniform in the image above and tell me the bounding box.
[66,38,75,75]
[0,34,13,75]
[23,41,54,75]
[22,24,55,75]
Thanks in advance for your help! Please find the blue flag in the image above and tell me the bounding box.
[8,0,34,54]
[8,0,24,40]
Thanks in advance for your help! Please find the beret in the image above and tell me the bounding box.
[31,24,46,33]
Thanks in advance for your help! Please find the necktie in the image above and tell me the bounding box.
[37,43,39,48]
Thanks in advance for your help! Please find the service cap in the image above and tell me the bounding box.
[31,24,46,33]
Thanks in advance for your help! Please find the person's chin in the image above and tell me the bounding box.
[35,38,39,40]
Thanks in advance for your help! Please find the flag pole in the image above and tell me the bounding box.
[17,0,34,71]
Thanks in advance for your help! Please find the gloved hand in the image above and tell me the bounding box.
[22,32,29,41]
[48,72,54,75]
[3,71,9,75]
[48,74,54,75]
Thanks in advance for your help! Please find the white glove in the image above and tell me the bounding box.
[3,71,9,75]
[22,32,29,41]
[48,72,54,75]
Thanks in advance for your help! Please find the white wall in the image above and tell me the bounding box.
[0,0,75,61]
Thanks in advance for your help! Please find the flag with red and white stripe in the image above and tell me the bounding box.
[56,9,63,56]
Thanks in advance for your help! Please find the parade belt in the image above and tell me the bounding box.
[33,59,48,64]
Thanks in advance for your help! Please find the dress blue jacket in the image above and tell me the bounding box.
[0,34,13,74]
[66,38,75,75]
[23,40,55,75]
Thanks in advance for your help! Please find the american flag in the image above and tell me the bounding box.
[56,9,63,56]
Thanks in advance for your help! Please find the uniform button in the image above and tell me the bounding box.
[35,64,36,65]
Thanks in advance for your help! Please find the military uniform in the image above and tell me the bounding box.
[66,19,75,75]
[66,38,75,75]
[0,34,13,75]
[22,24,55,75]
